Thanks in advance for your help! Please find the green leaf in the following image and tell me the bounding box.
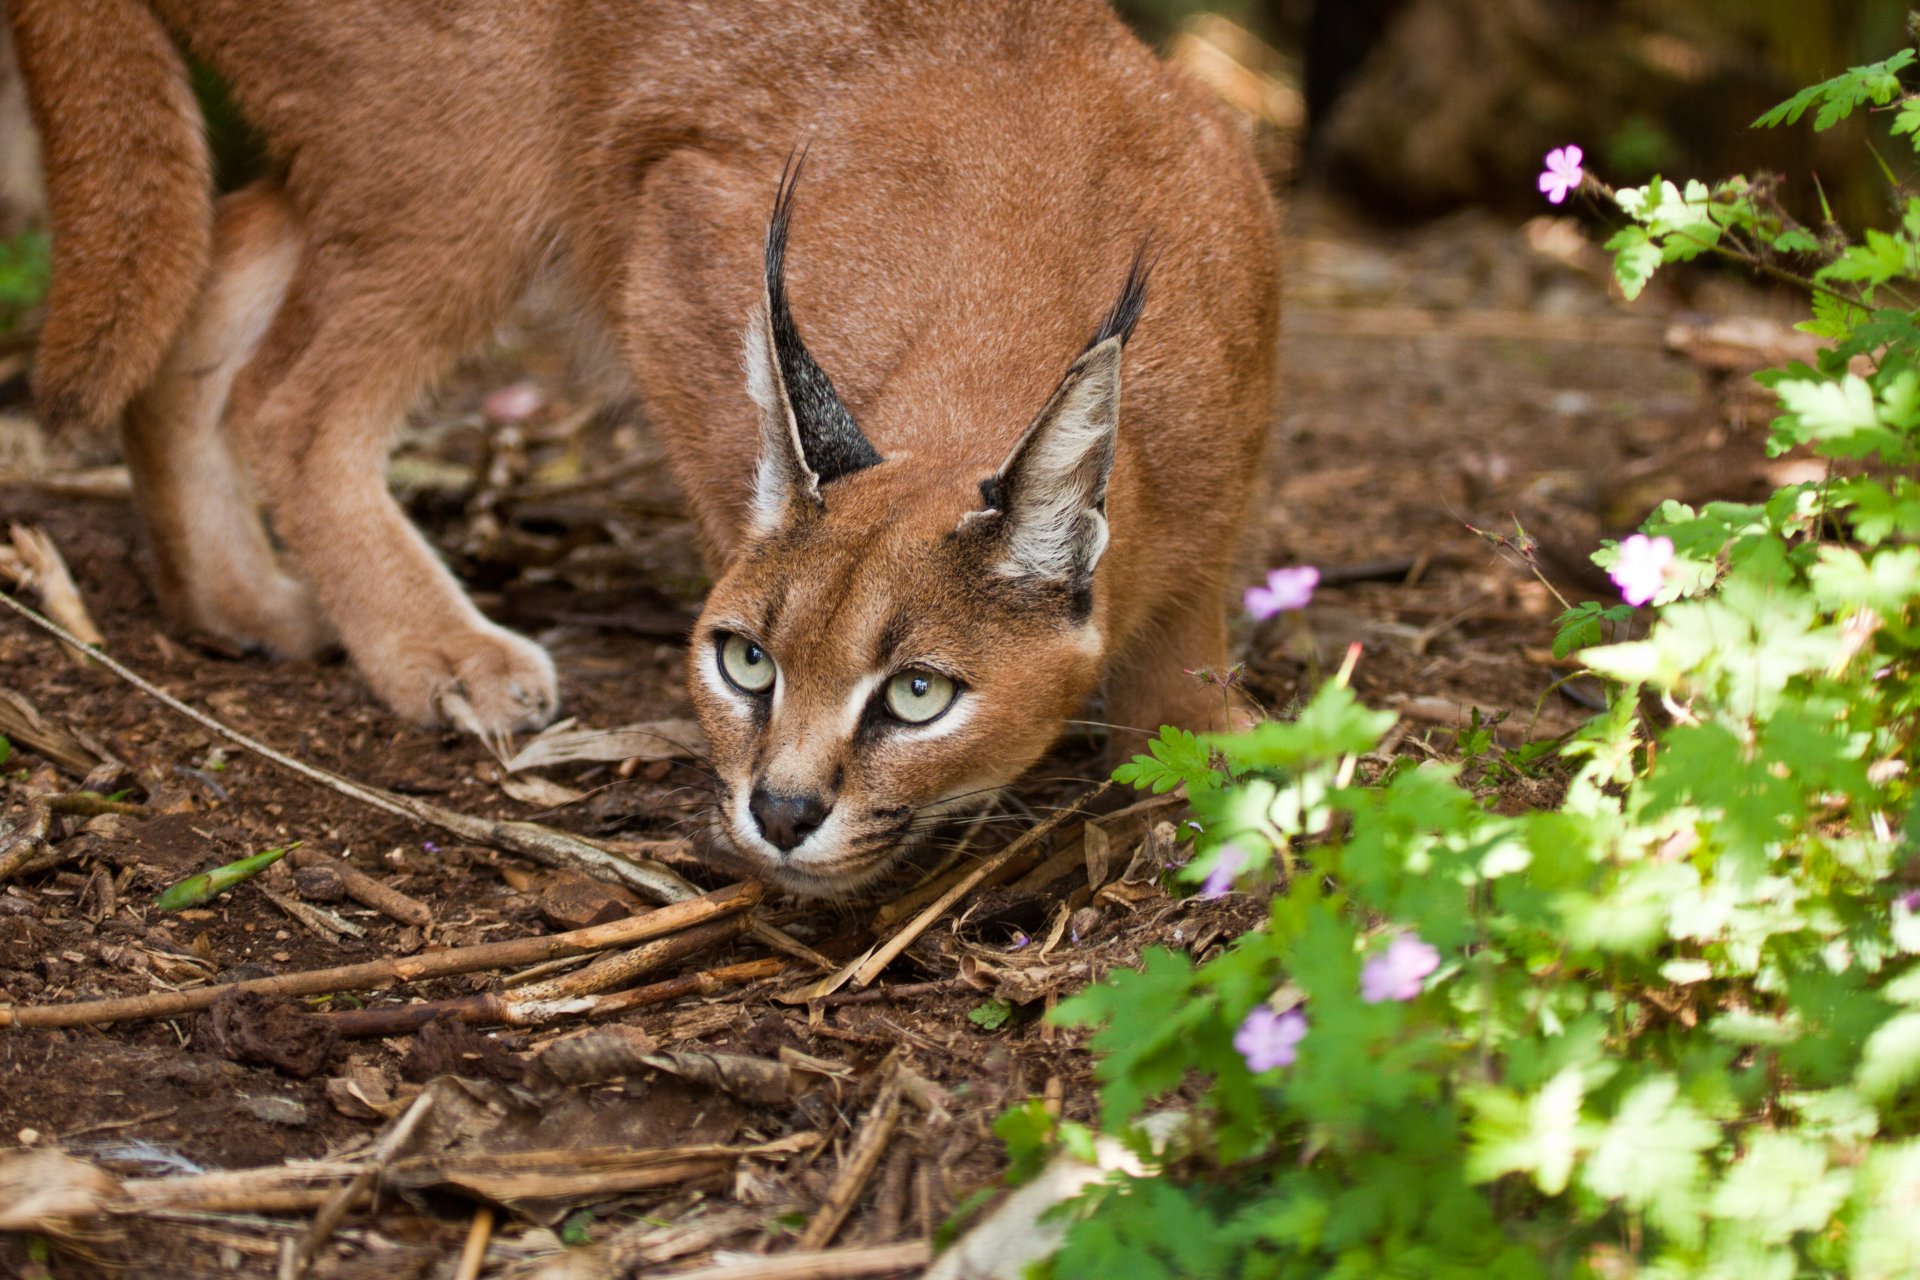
[968,998,1013,1031]
[1583,1076,1718,1243]
[1708,1133,1852,1245]
[1818,229,1918,301]
[559,1209,596,1247]
[1214,682,1395,772]
[1754,50,1915,130]
[1773,227,1820,254]
[1605,225,1663,300]
[1856,1010,1920,1102]
[992,1099,1058,1186]
[1112,726,1221,796]
[1463,1067,1587,1194]
[1774,375,1886,452]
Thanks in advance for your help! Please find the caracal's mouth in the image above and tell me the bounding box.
[703,785,1001,899]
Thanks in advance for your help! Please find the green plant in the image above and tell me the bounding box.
[999,42,1920,1280]
[0,230,48,333]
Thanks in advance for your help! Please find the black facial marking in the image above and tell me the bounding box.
[766,151,883,485]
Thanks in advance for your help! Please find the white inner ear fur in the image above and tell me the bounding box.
[993,338,1122,581]
[743,309,819,538]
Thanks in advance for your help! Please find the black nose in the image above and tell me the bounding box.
[748,788,830,853]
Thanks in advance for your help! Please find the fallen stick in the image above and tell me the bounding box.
[118,1161,371,1214]
[0,800,51,885]
[660,1242,932,1280]
[808,977,966,1009]
[0,588,686,900]
[291,847,432,926]
[284,1091,436,1280]
[259,884,366,942]
[318,925,768,1037]
[0,589,823,968]
[850,781,1113,989]
[0,881,760,1029]
[0,686,117,775]
[452,1206,493,1280]
[797,1056,904,1250]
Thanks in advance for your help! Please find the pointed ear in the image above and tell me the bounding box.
[980,335,1124,585]
[743,152,881,537]
[971,248,1151,590]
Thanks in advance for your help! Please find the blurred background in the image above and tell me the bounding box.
[5,3,1916,236]
[1121,0,1912,229]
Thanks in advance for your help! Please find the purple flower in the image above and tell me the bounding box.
[1361,933,1441,1003]
[1899,890,1920,912]
[1245,566,1319,619]
[1235,1006,1308,1071]
[482,381,544,424]
[1198,844,1248,899]
[421,840,440,854]
[1538,145,1584,205]
[1610,534,1675,607]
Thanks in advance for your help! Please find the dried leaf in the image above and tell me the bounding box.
[501,772,587,808]
[8,523,104,656]
[506,718,706,773]
[639,1050,795,1105]
[0,1149,122,1235]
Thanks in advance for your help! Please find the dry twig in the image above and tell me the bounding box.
[0,881,760,1029]
[658,1243,932,1280]
[283,1090,437,1280]
[318,922,766,1037]
[797,1055,905,1250]
[0,589,824,966]
[453,1206,494,1280]
[849,781,1114,989]
[291,847,432,926]
[0,799,51,885]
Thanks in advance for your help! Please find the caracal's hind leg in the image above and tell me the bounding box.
[122,183,334,657]
[220,232,557,737]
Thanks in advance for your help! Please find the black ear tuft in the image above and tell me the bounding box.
[765,150,882,484]
[1083,241,1156,354]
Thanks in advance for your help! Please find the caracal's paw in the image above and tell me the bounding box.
[361,620,559,741]
[184,571,338,661]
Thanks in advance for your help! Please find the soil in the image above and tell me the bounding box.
[0,189,1785,1277]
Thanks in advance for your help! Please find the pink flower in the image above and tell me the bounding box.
[1538,146,1584,205]
[1198,843,1248,899]
[1610,533,1674,607]
[1245,566,1319,619]
[1235,1006,1308,1071]
[1360,933,1441,1003]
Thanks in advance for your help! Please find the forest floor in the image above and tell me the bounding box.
[0,189,1792,1278]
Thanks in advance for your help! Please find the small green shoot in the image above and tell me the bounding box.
[153,843,297,911]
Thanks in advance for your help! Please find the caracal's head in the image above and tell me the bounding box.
[689,161,1148,897]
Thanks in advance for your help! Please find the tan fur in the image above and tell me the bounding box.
[11,0,1280,893]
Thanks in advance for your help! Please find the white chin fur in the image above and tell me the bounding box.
[712,779,1004,898]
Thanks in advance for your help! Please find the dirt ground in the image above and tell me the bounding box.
[0,188,1786,1278]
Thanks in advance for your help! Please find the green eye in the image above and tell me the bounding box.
[884,669,957,724]
[718,634,776,694]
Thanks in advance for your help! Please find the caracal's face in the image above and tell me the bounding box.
[688,462,1102,897]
